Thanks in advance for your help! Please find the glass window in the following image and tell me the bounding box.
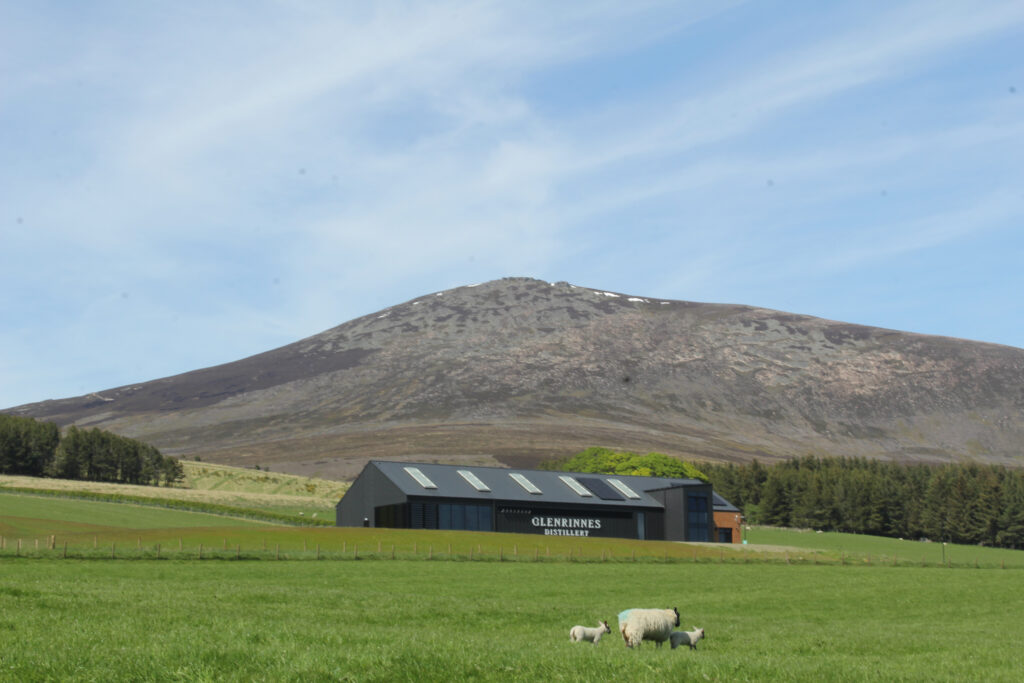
[451,503,466,530]
[478,504,492,531]
[509,473,542,494]
[687,495,709,542]
[403,466,438,489]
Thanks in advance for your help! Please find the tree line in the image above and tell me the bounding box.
[0,414,183,486]
[539,446,709,481]
[702,456,1024,549]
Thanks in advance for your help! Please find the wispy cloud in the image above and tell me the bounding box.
[2,1,1023,406]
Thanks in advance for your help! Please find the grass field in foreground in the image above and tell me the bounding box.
[1,560,1021,682]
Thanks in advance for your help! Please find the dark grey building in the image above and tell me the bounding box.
[337,460,735,542]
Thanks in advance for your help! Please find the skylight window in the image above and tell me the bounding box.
[403,466,437,489]
[509,472,542,494]
[458,469,491,492]
[607,478,642,499]
[559,475,593,497]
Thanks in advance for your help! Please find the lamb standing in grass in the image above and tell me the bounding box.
[569,620,611,645]
[620,607,680,648]
[670,627,705,650]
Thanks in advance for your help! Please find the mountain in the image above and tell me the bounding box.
[7,278,1024,480]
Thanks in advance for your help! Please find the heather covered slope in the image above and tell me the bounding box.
[8,278,1024,478]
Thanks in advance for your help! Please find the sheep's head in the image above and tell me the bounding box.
[601,621,610,633]
[693,627,705,639]
[672,607,680,626]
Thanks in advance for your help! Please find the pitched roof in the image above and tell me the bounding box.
[368,460,712,509]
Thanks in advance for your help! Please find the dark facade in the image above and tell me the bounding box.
[337,460,737,543]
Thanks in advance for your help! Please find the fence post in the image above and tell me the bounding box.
[354,544,358,560]
[157,543,161,559]
[500,546,503,562]
[275,544,279,560]
[63,541,68,559]
[316,544,320,560]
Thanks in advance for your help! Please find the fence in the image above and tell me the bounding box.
[0,534,1016,568]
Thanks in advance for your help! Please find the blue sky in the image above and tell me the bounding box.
[2,1,1022,409]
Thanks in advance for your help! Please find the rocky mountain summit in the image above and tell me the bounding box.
[9,278,1024,479]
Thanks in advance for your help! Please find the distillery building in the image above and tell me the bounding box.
[337,460,741,543]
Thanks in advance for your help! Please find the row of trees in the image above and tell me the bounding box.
[702,456,1024,549]
[539,446,709,481]
[0,414,182,486]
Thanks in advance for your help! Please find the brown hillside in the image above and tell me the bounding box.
[8,278,1024,479]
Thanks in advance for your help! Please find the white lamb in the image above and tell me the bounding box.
[619,607,680,648]
[569,620,611,645]
[670,627,705,650]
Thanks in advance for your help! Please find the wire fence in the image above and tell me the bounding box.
[0,534,1017,569]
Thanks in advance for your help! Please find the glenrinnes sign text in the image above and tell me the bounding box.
[531,516,602,536]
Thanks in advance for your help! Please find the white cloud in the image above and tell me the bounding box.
[2,0,1024,406]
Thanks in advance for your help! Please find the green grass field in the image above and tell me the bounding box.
[2,560,1021,682]
[1,462,347,523]
[745,526,1024,568]
[4,488,1024,680]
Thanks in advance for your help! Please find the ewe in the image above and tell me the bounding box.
[619,607,680,648]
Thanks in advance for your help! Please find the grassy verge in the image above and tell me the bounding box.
[1,560,1021,681]
[745,525,1024,569]
[0,461,345,524]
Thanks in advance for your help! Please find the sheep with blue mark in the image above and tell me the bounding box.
[619,607,680,648]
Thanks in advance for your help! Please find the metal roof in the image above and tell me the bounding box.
[367,460,714,510]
